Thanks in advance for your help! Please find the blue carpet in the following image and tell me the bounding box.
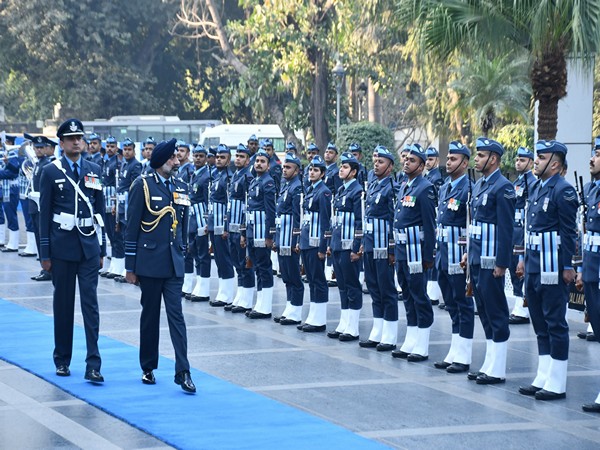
[0,298,388,449]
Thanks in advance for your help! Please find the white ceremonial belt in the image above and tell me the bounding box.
[468,224,481,237]
[584,232,600,246]
[117,193,127,201]
[394,231,407,244]
[525,233,561,246]
[515,209,524,221]
[53,213,93,228]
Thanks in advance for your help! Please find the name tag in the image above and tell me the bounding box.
[151,196,163,201]
[54,178,66,183]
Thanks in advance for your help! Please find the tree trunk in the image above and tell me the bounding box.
[368,78,382,124]
[309,47,330,152]
[536,97,559,140]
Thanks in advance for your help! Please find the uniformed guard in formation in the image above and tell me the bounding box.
[9,124,600,411]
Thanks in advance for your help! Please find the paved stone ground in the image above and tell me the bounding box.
[1,236,600,449]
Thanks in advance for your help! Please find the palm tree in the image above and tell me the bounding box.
[397,0,600,139]
[449,52,532,137]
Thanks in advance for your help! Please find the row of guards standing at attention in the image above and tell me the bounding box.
[0,134,20,252]
[39,119,106,383]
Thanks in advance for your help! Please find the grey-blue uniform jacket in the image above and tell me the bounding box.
[246,172,276,246]
[117,157,142,222]
[330,179,362,253]
[425,167,444,192]
[363,175,395,259]
[299,180,331,253]
[275,175,302,255]
[39,157,106,261]
[393,175,436,271]
[207,167,232,234]
[468,169,515,268]
[228,166,253,233]
[436,175,470,273]
[582,181,600,281]
[524,174,577,281]
[189,165,210,235]
[125,172,190,278]
[513,171,536,248]
[29,155,56,214]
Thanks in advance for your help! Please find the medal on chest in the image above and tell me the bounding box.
[515,186,523,197]
[543,197,550,212]
[402,195,416,207]
[84,175,102,190]
[448,198,460,211]
[482,193,488,206]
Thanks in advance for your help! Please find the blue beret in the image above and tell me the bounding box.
[426,147,439,157]
[255,148,270,160]
[326,142,338,153]
[122,138,135,147]
[402,143,412,152]
[106,136,117,144]
[307,143,319,152]
[150,138,177,169]
[4,134,17,143]
[475,137,504,156]
[216,144,229,154]
[516,146,534,159]
[176,140,190,149]
[310,155,326,169]
[208,146,217,156]
[284,152,301,167]
[375,145,395,164]
[340,152,358,165]
[144,136,156,145]
[448,141,471,158]
[236,143,251,156]
[193,144,206,154]
[535,140,568,156]
[88,132,101,142]
[409,143,427,163]
[248,134,258,143]
[286,141,297,151]
[349,143,362,153]
[264,138,273,147]
[594,136,600,149]
[56,119,84,138]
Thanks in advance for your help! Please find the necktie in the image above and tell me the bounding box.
[165,180,171,193]
[73,162,79,180]
[446,184,451,196]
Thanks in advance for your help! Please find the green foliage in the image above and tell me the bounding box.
[495,123,534,176]
[337,121,395,170]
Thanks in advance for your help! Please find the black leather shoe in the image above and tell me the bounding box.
[105,272,118,279]
[246,310,272,319]
[362,287,369,294]
[434,361,451,369]
[19,252,36,257]
[184,293,192,300]
[210,300,228,307]
[407,353,428,362]
[438,302,446,310]
[279,318,301,325]
[190,295,209,302]
[327,330,341,339]
[509,314,530,325]
[359,339,379,348]
[376,343,396,352]
[56,365,70,377]
[430,299,440,306]
[114,276,127,283]
[231,306,251,313]
[1,247,18,253]
[339,333,359,342]
[142,370,156,385]
[391,349,409,359]
[31,272,51,281]
[99,271,110,278]
[174,370,196,393]
[535,389,565,401]
[587,333,597,342]
[327,280,338,287]
[476,373,505,385]
[577,330,588,339]
[299,324,326,332]
[84,369,104,383]
[224,303,234,311]
[302,275,308,283]
[467,371,482,381]
[273,316,284,323]
[519,385,541,396]
[582,402,600,413]
[446,362,470,373]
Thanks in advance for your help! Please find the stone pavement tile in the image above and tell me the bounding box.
[52,404,168,449]
[0,367,73,404]
[0,410,78,450]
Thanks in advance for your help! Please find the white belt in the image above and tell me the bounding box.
[275,217,281,225]
[53,213,94,228]
[117,193,127,201]
[394,231,407,243]
[365,223,373,232]
[29,191,40,199]
[469,225,481,237]
[526,234,561,246]
[584,233,600,246]
[514,210,524,221]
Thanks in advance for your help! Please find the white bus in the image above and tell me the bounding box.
[201,124,304,152]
